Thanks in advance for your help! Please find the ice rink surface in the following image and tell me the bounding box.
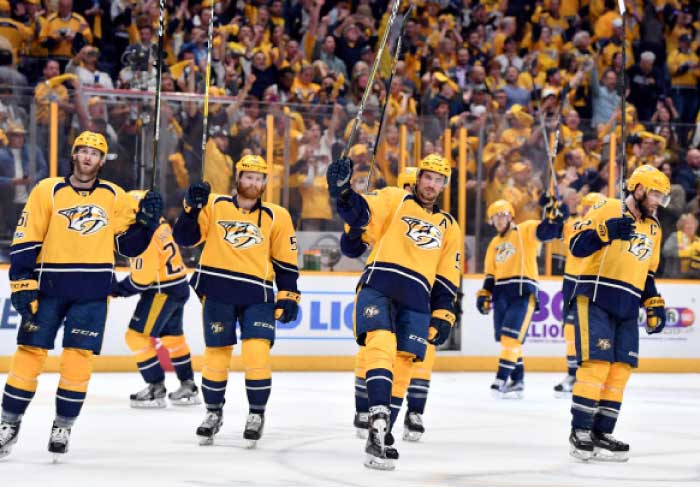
[1,371,699,487]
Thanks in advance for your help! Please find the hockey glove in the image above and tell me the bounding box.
[428,310,455,346]
[327,157,353,199]
[136,190,163,231]
[184,182,211,214]
[274,291,301,323]
[644,296,666,334]
[598,216,635,242]
[10,279,38,324]
[110,278,138,298]
[476,289,492,315]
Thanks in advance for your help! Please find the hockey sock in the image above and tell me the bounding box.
[125,329,165,384]
[201,346,232,411]
[364,330,396,409]
[389,396,403,430]
[496,336,521,382]
[56,348,93,421]
[354,347,368,413]
[242,339,272,414]
[510,356,524,382]
[571,360,610,430]
[161,335,194,382]
[564,322,577,376]
[406,378,430,414]
[2,345,48,418]
[593,362,631,433]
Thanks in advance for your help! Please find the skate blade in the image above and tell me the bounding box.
[502,391,524,400]
[569,446,593,462]
[0,447,13,459]
[364,454,395,471]
[355,428,368,439]
[169,396,202,406]
[553,390,572,399]
[198,436,214,446]
[402,430,422,442]
[245,439,258,449]
[592,448,629,462]
[490,389,504,399]
[130,399,167,409]
[52,453,65,463]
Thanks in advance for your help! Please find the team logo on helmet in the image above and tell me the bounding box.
[495,242,516,263]
[401,216,443,250]
[218,220,263,249]
[627,233,654,262]
[58,205,108,235]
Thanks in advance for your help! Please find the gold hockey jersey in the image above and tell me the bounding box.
[173,194,299,304]
[120,221,190,299]
[568,197,662,318]
[10,176,143,300]
[355,187,462,314]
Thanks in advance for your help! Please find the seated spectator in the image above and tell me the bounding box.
[662,213,700,277]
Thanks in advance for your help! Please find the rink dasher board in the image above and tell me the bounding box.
[0,270,698,372]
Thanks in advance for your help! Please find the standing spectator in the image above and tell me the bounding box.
[0,121,47,237]
[667,34,700,144]
[503,66,530,110]
[589,64,620,128]
[672,148,700,202]
[627,51,664,122]
[314,35,348,81]
[40,0,93,69]
[66,45,113,103]
[448,47,470,91]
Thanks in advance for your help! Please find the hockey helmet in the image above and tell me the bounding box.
[397,167,418,189]
[418,153,451,180]
[487,199,515,220]
[236,154,269,176]
[626,164,670,206]
[72,131,108,158]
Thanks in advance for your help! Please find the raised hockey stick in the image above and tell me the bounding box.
[366,5,414,193]
[341,0,402,161]
[150,0,166,190]
[200,7,216,177]
[618,0,627,214]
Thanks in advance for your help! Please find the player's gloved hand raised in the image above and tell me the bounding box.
[274,291,301,323]
[603,216,635,241]
[476,289,492,315]
[136,190,163,231]
[10,279,38,324]
[644,296,666,334]
[428,317,453,346]
[184,182,211,213]
[327,157,353,200]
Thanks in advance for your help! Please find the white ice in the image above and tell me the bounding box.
[1,372,699,487]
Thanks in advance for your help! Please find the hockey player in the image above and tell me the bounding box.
[476,198,566,399]
[173,154,300,448]
[328,154,462,470]
[111,190,200,409]
[567,165,669,462]
[554,192,606,397]
[348,166,438,442]
[0,131,162,459]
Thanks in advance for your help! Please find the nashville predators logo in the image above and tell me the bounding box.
[218,220,263,249]
[210,322,224,334]
[401,217,443,250]
[495,242,516,263]
[58,205,108,235]
[596,338,611,351]
[627,233,654,262]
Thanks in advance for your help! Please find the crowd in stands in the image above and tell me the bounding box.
[0,0,699,275]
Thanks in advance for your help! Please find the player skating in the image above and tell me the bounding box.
[0,131,161,460]
[173,155,300,448]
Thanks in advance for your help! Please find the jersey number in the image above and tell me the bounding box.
[290,236,298,251]
[164,242,183,276]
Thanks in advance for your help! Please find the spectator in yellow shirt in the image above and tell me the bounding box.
[39,0,93,65]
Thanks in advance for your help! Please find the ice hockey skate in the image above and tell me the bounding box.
[353,412,369,439]
[243,413,265,448]
[196,410,223,446]
[0,420,20,459]
[553,375,576,398]
[591,431,630,462]
[502,380,524,399]
[168,380,201,406]
[402,412,424,442]
[130,382,167,408]
[490,379,506,399]
[569,428,594,461]
[364,406,399,470]
[48,422,71,462]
